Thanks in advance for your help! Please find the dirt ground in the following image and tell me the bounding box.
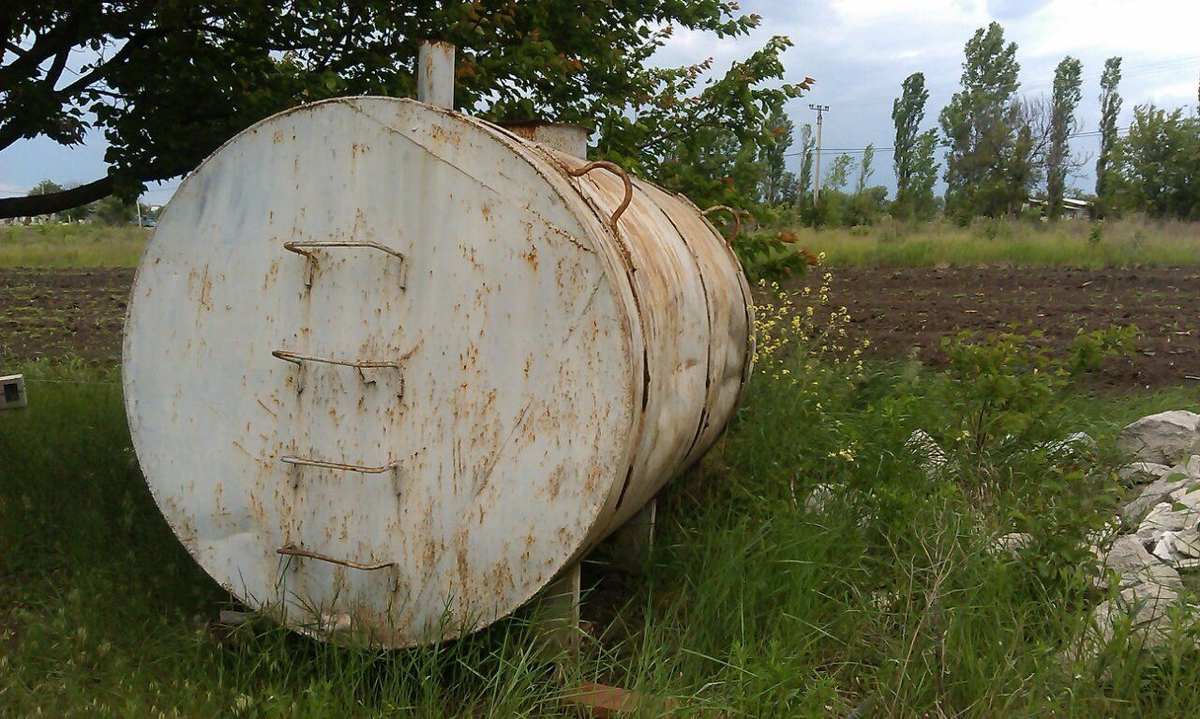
[792,265,1200,389]
[1,267,133,363]
[3,265,1199,389]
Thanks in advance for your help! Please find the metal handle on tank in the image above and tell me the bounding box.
[283,240,408,288]
[277,544,396,571]
[272,349,408,390]
[281,455,401,473]
[702,205,741,245]
[565,160,633,234]
[272,350,404,371]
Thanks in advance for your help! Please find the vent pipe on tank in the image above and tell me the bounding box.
[417,40,455,109]
[495,120,590,159]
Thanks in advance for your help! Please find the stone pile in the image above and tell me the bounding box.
[1092,410,1200,653]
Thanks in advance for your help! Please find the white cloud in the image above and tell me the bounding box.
[1144,80,1199,105]
[649,0,1200,194]
[1017,0,1200,58]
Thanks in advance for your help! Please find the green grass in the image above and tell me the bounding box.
[4,350,1200,716]
[5,217,1199,270]
[0,224,148,267]
[792,217,1200,267]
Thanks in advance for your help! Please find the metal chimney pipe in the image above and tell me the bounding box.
[495,120,590,159]
[417,40,455,109]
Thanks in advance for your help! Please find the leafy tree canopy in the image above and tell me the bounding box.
[892,72,929,209]
[1,0,808,235]
[1095,56,1123,207]
[939,21,1022,218]
[1112,105,1200,220]
[1045,56,1082,219]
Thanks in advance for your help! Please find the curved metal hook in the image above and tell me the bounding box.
[702,205,741,245]
[566,160,633,234]
[277,544,396,571]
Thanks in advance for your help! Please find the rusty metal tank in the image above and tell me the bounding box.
[122,94,753,646]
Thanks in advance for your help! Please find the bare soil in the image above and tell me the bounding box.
[1,267,133,363]
[3,265,1198,389]
[789,265,1200,389]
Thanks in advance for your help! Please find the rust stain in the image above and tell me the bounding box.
[124,95,751,651]
[521,246,539,271]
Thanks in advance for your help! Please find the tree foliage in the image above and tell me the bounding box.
[855,144,875,195]
[1095,56,1124,209]
[824,153,852,192]
[91,194,135,225]
[939,22,1022,219]
[1046,56,1082,220]
[903,130,940,220]
[1111,105,1200,220]
[1,0,807,235]
[593,34,810,242]
[758,109,796,205]
[892,72,932,216]
[795,123,814,206]
[26,179,88,220]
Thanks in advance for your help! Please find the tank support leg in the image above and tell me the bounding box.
[533,562,581,661]
[611,499,656,572]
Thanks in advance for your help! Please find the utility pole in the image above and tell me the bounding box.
[809,104,830,206]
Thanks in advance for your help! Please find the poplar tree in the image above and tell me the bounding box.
[759,110,795,204]
[1096,57,1124,205]
[939,22,1021,218]
[855,144,875,194]
[893,72,930,216]
[1046,56,1082,219]
[907,130,940,219]
[824,154,853,191]
[796,123,815,203]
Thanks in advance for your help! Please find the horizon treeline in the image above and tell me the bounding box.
[759,22,1200,228]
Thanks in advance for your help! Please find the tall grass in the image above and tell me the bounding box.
[3,347,1200,715]
[793,216,1200,267]
[0,224,148,267]
[4,216,1198,270]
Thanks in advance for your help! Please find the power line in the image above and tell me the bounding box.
[824,54,1200,110]
[784,125,1131,158]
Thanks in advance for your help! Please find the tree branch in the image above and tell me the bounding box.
[0,176,114,219]
[0,14,81,86]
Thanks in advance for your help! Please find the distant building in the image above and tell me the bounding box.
[1026,197,1093,220]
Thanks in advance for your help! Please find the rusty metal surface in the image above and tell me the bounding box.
[565,161,632,233]
[123,96,750,647]
[493,120,590,158]
[416,40,455,109]
[547,148,754,539]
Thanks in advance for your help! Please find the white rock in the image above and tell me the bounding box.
[1119,462,1172,485]
[1149,527,1200,565]
[1090,582,1182,651]
[1099,535,1183,589]
[1136,502,1190,545]
[1168,479,1200,513]
[1117,411,1200,465]
[1121,475,1196,524]
[1173,528,1200,558]
[804,483,837,513]
[1172,455,1200,480]
[1152,532,1179,562]
[906,429,946,473]
[993,532,1032,555]
[1040,431,1097,458]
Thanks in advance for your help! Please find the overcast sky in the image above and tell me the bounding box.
[2,0,1198,205]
